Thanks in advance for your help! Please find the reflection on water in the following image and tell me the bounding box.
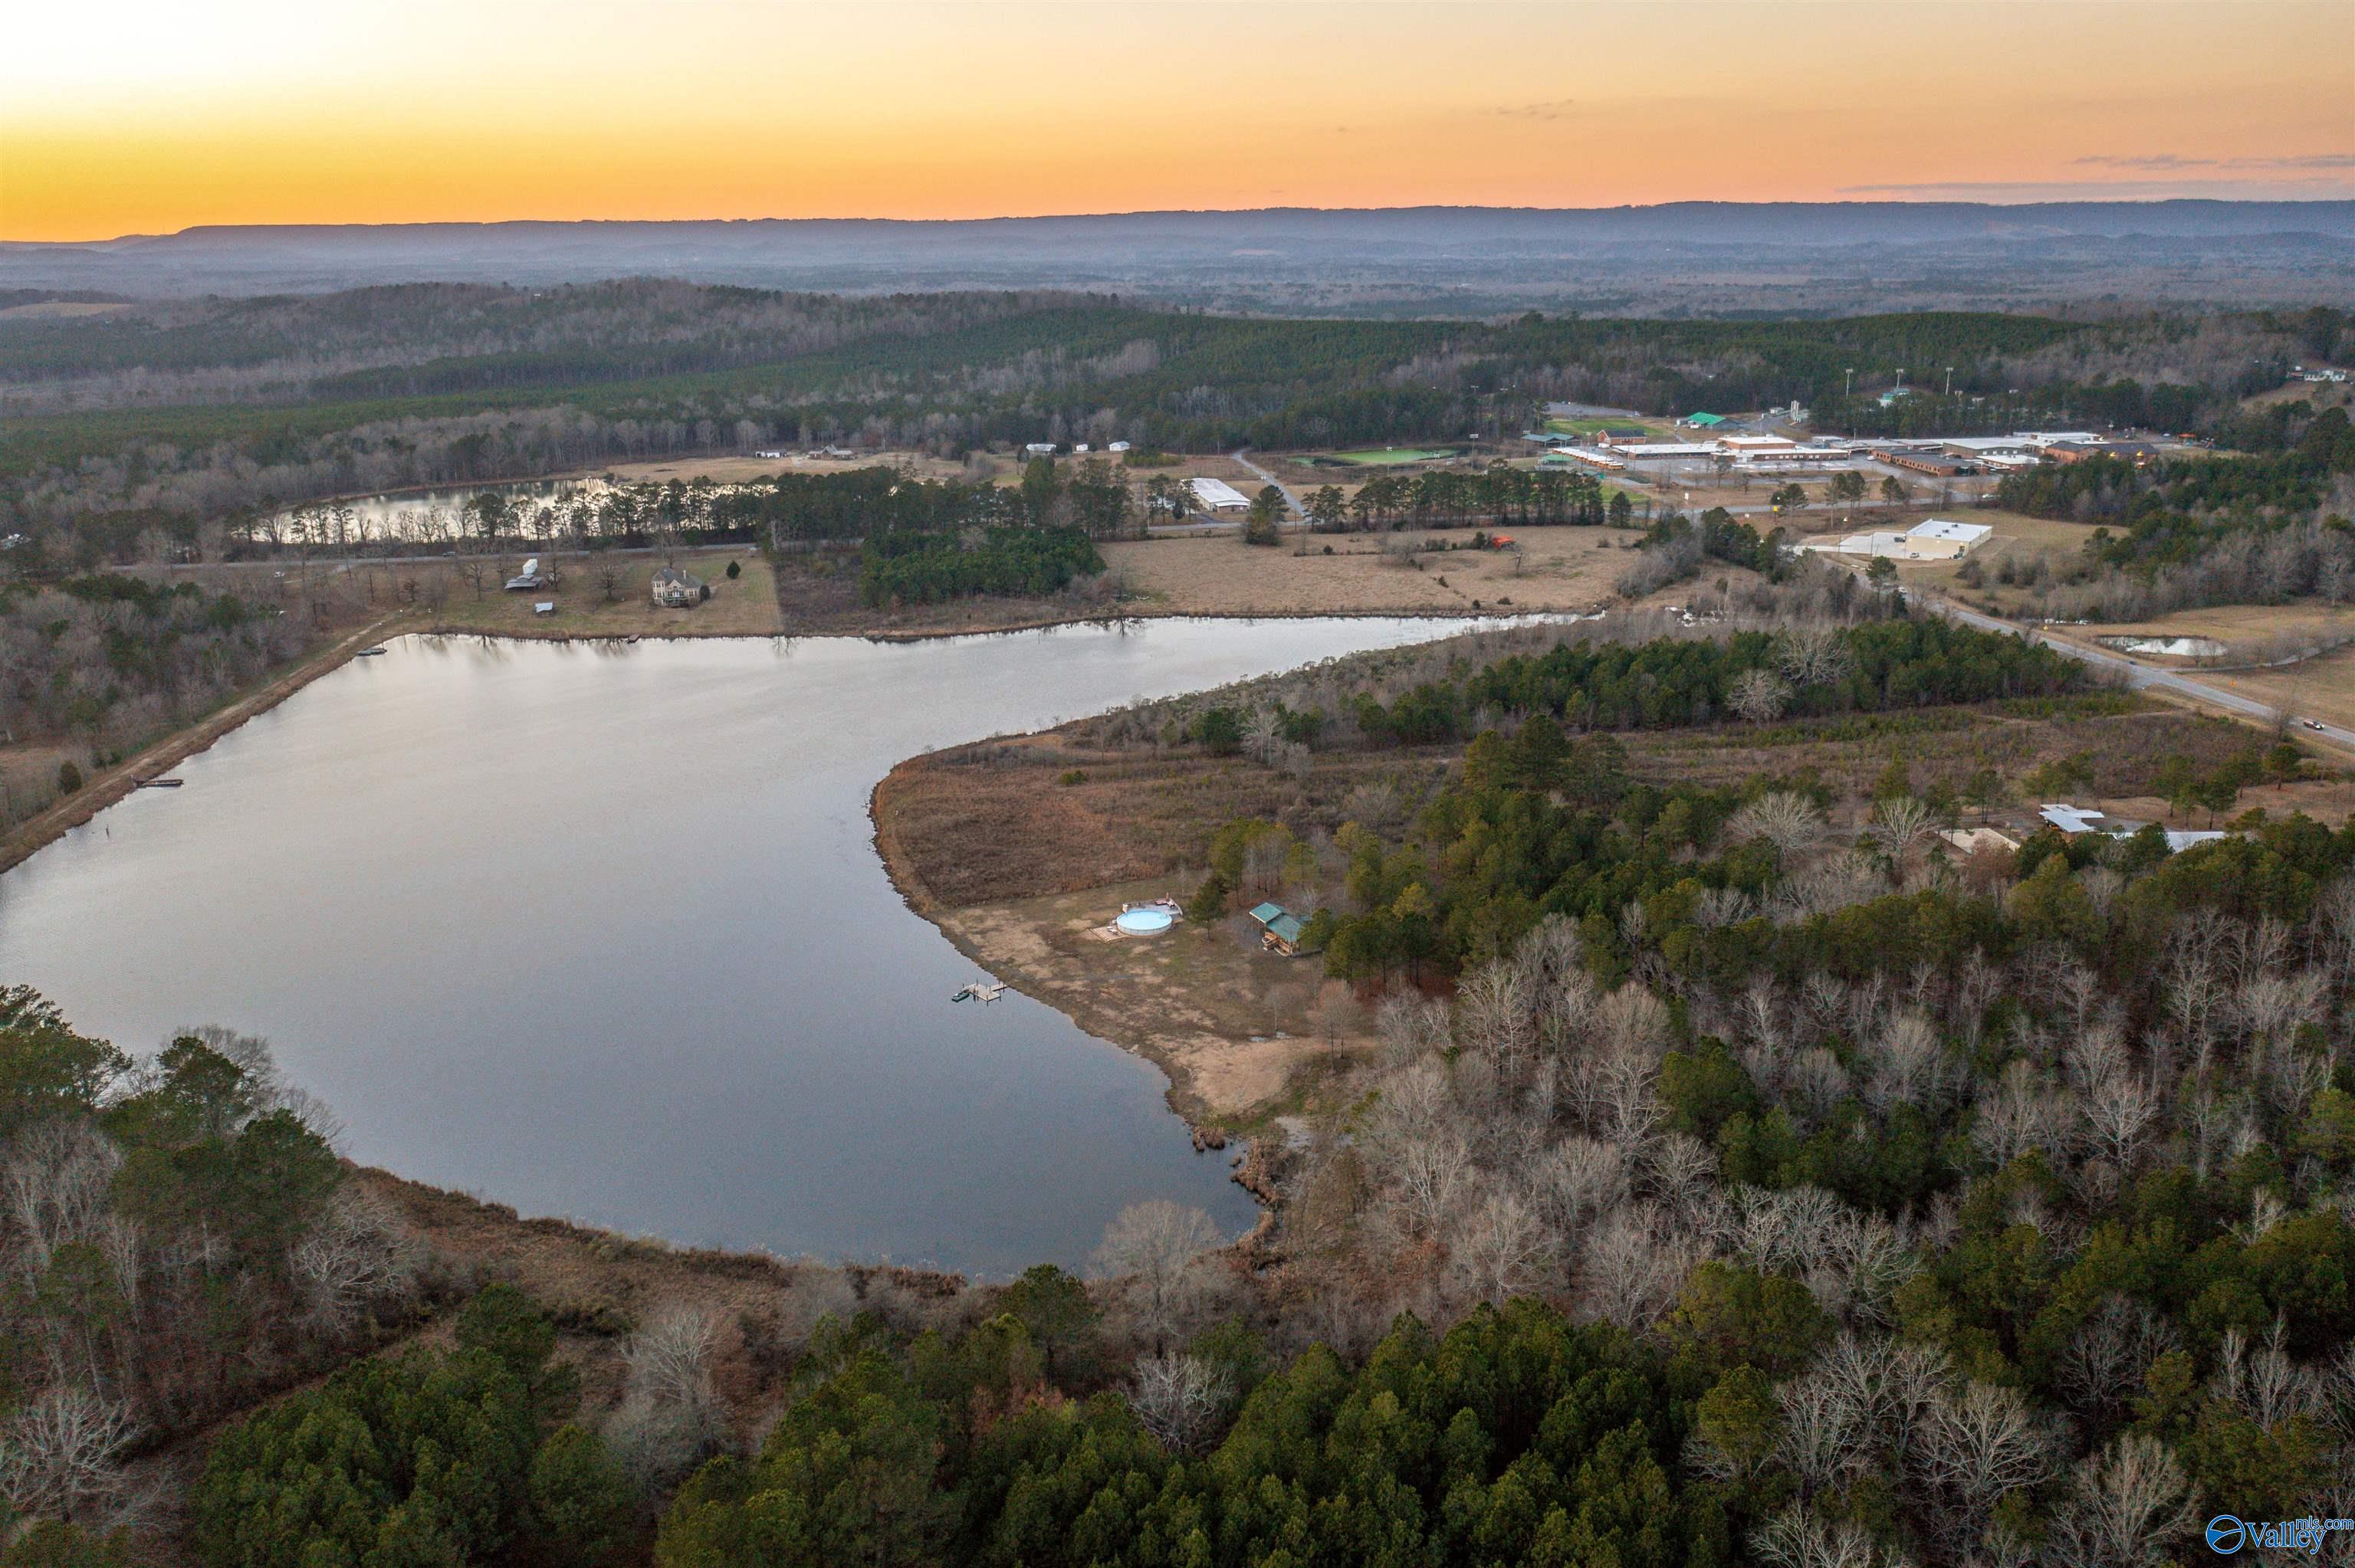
[264,478,609,545]
[0,618,1469,1275]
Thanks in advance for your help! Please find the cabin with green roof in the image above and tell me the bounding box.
[1249,901,1309,956]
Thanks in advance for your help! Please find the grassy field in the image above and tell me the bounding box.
[1101,526,1656,617]
[1834,510,2106,612]
[1328,447,1457,466]
[363,549,783,638]
[2067,604,2355,652]
[2173,648,2355,733]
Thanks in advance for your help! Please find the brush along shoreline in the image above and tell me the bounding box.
[1,596,1522,875]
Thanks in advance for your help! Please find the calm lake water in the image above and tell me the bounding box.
[0,619,1468,1276]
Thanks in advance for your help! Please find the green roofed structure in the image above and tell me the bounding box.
[1249,901,1309,955]
[1685,412,1728,428]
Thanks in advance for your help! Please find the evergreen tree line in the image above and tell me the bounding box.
[859,526,1106,608]
[8,301,2320,569]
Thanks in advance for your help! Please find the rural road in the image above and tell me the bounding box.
[1912,589,2355,753]
[1233,449,1305,518]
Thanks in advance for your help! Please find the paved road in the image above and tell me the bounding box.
[1911,589,2355,753]
[1233,449,1305,519]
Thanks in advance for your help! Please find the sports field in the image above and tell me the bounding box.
[1329,447,1457,465]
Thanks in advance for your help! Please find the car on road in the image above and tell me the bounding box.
[2304,719,2327,731]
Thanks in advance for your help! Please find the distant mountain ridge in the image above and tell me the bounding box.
[7,202,2351,312]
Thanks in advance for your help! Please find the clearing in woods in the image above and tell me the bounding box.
[1097,528,1658,617]
[353,549,783,638]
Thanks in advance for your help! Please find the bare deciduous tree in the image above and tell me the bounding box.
[1575,1203,1693,1331]
[1448,1190,1555,1306]
[1454,959,1536,1068]
[1729,668,1794,724]
[1728,792,1825,858]
[290,1188,422,1330]
[1752,1505,1892,1568]
[1127,1352,1233,1455]
[1916,1380,2051,1552]
[2045,1433,2195,1568]
[1242,706,1284,767]
[0,1384,138,1528]
[4,1118,120,1279]
[1774,625,1857,687]
[1867,795,1934,863]
[2055,1295,2181,1421]
[1092,1200,1223,1348]
[607,1308,725,1487]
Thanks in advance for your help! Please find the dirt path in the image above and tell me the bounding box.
[0,612,410,875]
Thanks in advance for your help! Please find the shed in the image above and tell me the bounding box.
[651,566,708,609]
[1248,901,1309,956]
[1684,412,1728,428]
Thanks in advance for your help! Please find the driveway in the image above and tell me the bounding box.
[1232,449,1305,519]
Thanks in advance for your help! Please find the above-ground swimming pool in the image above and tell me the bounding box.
[1115,907,1175,935]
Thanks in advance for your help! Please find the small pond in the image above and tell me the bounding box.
[2097,635,2226,658]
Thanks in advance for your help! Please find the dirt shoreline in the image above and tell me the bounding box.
[872,736,1376,1249]
[870,763,1222,1122]
[0,612,410,877]
[856,602,1529,643]
[863,808,1289,1245]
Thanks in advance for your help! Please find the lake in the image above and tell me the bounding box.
[0,618,1468,1276]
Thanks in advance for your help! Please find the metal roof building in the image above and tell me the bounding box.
[1188,477,1250,511]
[1908,519,1992,546]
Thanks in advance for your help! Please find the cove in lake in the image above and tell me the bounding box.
[0,618,1473,1276]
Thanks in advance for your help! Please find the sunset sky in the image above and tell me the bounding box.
[4,0,2350,241]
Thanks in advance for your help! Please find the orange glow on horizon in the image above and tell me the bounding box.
[3,0,2350,241]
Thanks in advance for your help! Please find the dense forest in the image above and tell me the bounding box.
[0,574,316,828]
[3,292,2340,569]
[1156,612,2355,1562]
[1985,406,2355,620]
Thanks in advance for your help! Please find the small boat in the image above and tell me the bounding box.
[951,980,1009,1004]
[354,647,387,658]
[136,778,184,789]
